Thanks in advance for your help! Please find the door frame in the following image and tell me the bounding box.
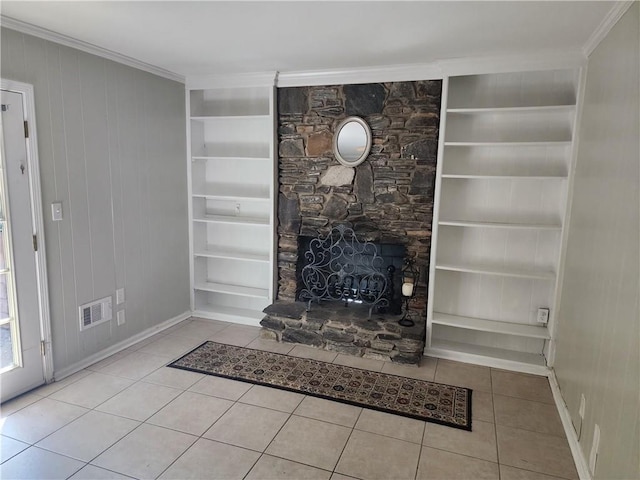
[1,78,53,384]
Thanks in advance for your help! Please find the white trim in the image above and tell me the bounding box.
[0,16,184,84]
[438,51,587,77]
[546,66,588,367]
[548,369,592,480]
[53,310,191,381]
[1,78,54,383]
[186,72,278,90]
[268,85,278,302]
[277,52,587,87]
[583,1,635,56]
[186,90,195,313]
[425,76,449,352]
[278,63,443,87]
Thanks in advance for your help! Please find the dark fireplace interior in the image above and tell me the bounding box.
[260,80,441,364]
[296,230,406,316]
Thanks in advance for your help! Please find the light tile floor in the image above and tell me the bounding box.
[0,317,579,480]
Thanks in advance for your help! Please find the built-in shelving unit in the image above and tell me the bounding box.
[187,77,277,324]
[427,69,581,372]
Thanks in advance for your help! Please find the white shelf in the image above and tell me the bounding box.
[447,105,575,114]
[192,185,270,202]
[432,312,550,339]
[193,304,266,324]
[441,174,567,180]
[188,84,275,325]
[193,213,269,226]
[194,246,269,263]
[428,338,547,367]
[191,114,270,122]
[193,144,270,159]
[436,262,555,280]
[438,219,562,230]
[446,69,578,112]
[444,141,572,147]
[192,155,270,162]
[194,281,269,299]
[428,69,579,370]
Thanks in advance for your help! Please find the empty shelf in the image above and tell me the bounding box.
[194,247,269,263]
[193,213,269,226]
[429,339,547,367]
[438,219,562,230]
[435,262,555,280]
[432,312,550,339]
[194,281,269,299]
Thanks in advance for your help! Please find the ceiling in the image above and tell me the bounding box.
[1,1,615,79]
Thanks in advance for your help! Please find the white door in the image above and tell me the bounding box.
[0,88,46,402]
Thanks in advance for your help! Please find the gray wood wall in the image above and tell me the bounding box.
[1,27,190,373]
[554,4,639,479]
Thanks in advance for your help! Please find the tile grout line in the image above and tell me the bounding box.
[491,368,502,480]
[413,420,428,480]
[244,392,302,476]
[331,404,365,477]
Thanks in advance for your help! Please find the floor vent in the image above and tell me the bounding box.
[79,296,112,331]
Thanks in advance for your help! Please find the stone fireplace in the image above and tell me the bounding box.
[260,80,442,364]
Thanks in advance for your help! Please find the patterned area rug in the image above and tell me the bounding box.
[169,341,472,431]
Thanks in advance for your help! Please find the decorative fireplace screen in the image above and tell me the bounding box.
[298,225,393,318]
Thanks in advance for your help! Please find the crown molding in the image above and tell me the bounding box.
[0,15,184,84]
[277,63,444,87]
[583,1,635,57]
[277,51,587,87]
[438,51,587,77]
[186,71,278,90]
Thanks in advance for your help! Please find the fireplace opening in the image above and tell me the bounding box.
[296,225,405,317]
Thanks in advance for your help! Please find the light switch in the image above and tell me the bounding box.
[51,202,63,221]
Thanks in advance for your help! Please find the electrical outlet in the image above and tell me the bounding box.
[589,424,600,474]
[51,202,63,221]
[235,203,241,215]
[579,394,586,419]
[116,288,125,305]
[537,307,549,324]
[117,310,125,326]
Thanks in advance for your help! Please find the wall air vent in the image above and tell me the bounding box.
[79,296,112,331]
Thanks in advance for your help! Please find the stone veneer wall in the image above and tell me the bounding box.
[277,81,442,317]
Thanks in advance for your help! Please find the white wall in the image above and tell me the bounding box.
[1,28,190,374]
[554,4,639,480]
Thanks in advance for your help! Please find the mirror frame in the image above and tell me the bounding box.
[333,116,372,167]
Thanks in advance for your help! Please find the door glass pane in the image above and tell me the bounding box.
[0,221,6,271]
[0,272,9,321]
[0,163,17,371]
[0,322,14,369]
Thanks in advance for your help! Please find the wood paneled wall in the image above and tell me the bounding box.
[1,28,190,373]
[554,4,639,479]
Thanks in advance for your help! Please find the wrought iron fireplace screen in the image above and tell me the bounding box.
[298,225,393,318]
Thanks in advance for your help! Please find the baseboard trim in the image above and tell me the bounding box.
[548,369,591,480]
[53,310,192,381]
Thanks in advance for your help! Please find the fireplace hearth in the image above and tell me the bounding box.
[260,300,425,364]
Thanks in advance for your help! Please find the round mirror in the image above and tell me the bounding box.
[333,116,372,167]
